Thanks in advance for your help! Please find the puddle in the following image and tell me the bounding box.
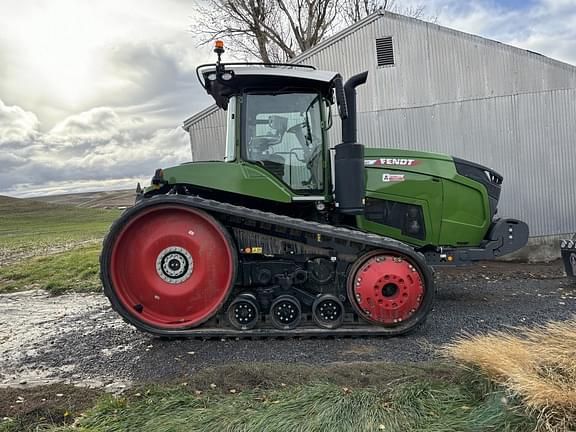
[0,290,136,389]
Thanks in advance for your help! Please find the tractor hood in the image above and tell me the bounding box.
[364,148,457,180]
[364,148,503,221]
[364,148,502,184]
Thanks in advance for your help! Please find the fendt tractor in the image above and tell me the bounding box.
[100,42,529,337]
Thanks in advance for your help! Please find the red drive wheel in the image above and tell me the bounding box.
[347,250,433,333]
[103,203,236,331]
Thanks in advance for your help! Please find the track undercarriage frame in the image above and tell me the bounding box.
[100,194,435,338]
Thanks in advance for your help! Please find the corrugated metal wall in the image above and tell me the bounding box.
[189,108,226,161]
[186,12,576,237]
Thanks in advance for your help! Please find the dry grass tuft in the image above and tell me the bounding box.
[444,317,576,431]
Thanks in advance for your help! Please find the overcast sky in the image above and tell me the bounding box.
[0,0,575,197]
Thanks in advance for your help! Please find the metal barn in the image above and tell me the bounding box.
[183,11,576,238]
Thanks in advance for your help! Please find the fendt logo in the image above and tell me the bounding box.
[365,158,421,167]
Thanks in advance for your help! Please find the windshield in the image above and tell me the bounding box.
[243,92,324,192]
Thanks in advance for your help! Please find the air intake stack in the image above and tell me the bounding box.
[334,71,368,215]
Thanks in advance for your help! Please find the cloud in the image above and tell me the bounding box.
[51,108,120,137]
[0,152,28,168]
[101,39,214,130]
[0,100,191,196]
[0,100,39,145]
[0,0,214,130]
[426,0,576,65]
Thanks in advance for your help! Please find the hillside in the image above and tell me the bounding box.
[30,189,135,209]
[0,195,119,266]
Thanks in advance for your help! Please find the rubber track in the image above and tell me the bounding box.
[100,194,435,338]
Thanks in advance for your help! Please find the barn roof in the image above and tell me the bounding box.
[183,10,576,131]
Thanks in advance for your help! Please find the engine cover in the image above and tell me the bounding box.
[360,148,505,248]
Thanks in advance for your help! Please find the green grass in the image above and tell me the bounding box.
[0,195,118,294]
[0,195,118,257]
[41,366,533,432]
[0,244,102,294]
[0,364,534,432]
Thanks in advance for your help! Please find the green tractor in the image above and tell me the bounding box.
[100,42,529,337]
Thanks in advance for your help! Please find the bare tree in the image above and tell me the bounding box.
[191,0,339,62]
[341,0,430,24]
[191,0,432,62]
[340,0,387,25]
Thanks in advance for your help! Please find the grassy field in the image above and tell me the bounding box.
[0,245,102,294]
[0,196,118,258]
[32,190,134,209]
[0,363,535,432]
[0,196,118,293]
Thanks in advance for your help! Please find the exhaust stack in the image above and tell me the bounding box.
[334,71,368,215]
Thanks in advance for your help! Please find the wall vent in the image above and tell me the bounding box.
[376,36,394,67]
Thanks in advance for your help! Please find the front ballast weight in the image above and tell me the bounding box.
[100,195,435,338]
[424,218,529,265]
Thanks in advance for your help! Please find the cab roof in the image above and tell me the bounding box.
[198,64,340,109]
[215,66,339,82]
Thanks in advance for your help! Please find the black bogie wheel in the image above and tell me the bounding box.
[270,295,301,330]
[312,294,344,329]
[227,293,259,330]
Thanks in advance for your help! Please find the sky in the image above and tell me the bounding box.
[0,0,575,197]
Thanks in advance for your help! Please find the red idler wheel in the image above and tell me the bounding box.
[347,250,432,330]
[105,204,236,330]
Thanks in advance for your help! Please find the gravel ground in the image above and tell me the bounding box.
[1,261,574,390]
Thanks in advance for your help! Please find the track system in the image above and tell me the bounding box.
[100,195,435,338]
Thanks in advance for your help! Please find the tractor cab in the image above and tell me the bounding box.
[197,61,341,196]
[195,41,367,214]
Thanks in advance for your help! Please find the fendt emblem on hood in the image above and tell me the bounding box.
[365,158,421,167]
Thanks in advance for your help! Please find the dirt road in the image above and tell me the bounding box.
[1,261,574,390]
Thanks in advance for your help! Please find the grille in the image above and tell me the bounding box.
[376,37,394,67]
